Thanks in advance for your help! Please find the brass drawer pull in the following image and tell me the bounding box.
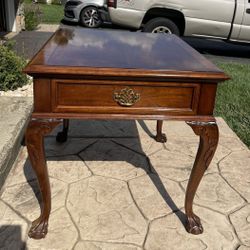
[113,87,140,107]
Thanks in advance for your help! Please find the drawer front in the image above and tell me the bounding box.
[51,79,200,115]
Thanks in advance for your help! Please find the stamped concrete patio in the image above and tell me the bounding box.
[0,118,249,250]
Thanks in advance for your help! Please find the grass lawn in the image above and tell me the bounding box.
[215,62,250,148]
[23,0,64,24]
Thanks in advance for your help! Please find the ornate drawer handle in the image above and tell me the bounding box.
[113,87,140,107]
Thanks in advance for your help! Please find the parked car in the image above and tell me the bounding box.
[63,0,110,28]
[107,0,250,43]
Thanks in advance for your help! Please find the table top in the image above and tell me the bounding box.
[24,27,228,81]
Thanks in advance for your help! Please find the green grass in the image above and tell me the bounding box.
[23,0,63,24]
[214,62,250,148]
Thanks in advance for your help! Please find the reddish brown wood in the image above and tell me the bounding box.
[185,121,219,234]
[23,65,229,82]
[33,78,52,113]
[197,84,218,115]
[30,113,217,122]
[56,119,69,143]
[25,118,61,239]
[155,120,167,143]
[23,28,229,82]
[23,28,229,239]
[51,80,199,116]
[51,79,200,115]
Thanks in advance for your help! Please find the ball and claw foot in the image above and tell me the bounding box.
[155,133,167,143]
[28,217,48,239]
[186,214,203,235]
[56,131,68,143]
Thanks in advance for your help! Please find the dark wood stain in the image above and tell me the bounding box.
[23,27,229,239]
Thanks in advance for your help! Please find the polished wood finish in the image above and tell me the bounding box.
[33,78,52,113]
[56,119,69,143]
[24,28,226,81]
[25,118,61,239]
[51,79,200,115]
[23,27,228,239]
[185,121,219,234]
[155,120,167,143]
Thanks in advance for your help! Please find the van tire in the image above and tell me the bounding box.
[143,17,180,35]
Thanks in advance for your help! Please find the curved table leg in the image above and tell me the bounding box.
[185,121,219,235]
[56,119,69,143]
[25,118,61,239]
[155,120,167,143]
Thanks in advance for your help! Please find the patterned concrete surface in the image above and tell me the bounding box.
[0,118,249,250]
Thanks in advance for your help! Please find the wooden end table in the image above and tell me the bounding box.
[23,27,228,239]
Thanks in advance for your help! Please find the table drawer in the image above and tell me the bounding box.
[51,79,200,115]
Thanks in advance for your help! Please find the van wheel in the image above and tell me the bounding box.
[143,17,180,35]
[80,6,102,28]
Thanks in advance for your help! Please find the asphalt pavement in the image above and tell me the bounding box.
[183,37,250,64]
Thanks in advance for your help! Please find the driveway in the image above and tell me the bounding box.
[183,37,250,64]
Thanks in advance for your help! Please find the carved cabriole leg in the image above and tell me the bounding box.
[25,118,61,239]
[185,121,219,235]
[155,120,167,143]
[56,119,69,143]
